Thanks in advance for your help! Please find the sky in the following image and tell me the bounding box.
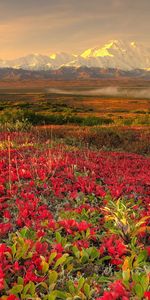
[0,0,150,59]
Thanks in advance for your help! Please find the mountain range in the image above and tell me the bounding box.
[0,40,150,71]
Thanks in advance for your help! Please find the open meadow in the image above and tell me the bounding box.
[0,82,150,299]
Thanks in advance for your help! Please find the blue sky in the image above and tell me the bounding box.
[0,0,149,58]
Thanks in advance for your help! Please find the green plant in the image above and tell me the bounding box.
[103,197,150,244]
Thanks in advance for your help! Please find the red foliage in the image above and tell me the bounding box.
[0,137,149,298]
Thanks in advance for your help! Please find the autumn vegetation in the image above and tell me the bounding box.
[0,84,150,299]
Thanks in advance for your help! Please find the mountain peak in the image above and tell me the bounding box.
[80,39,140,59]
[0,39,149,71]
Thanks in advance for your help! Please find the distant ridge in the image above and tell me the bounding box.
[0,66,150,81]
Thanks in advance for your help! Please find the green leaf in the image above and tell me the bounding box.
[43,291,57,300]
[16,240,30,260]
[17,277,24,285]
[84,283,90,298]
[72,246,80,259]
[56,232,62,243]
[26,228,36,240]
[39,282,48,290]
[22,294,33,299]
[86,228,90,238]
[11,243,16,257]
[132,273,139,283]
[81,250,89,264]
[90,247,99,260]
[68,280,75,294]
[10,284,23,295]
[135,283,144,298]
[55,290,69,299]
[137,250,148,264]
[23,282,32,295]
[49,270,58,285]
[30,281,36,296]
[49,252,57,265]
[140,274,149,291]
[97,256,111,265]
[40,256,49,273]
[77,277,85,291]
[81,254,88,264]
[98,276,112,283]
[64,243,72,250]
[54,254,69,269]
[47,295,56,300]
[20,227,28,238]
[122,269,130,282]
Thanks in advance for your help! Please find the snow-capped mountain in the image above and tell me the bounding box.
[66,40,150,70]
[8,54,53,70]
[0,53,76,70]
[0,54,51,70]
[0,40,150,71]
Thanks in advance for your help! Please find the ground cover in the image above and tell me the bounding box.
[34,125,150,156]
[0,91,150,127]
[0,133,149,299]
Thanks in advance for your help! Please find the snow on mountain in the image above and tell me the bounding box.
[0,40,150,71]
[49,52,76,68]
[0,52,76,70]
[8,54,53,70]
[67,40,150,70]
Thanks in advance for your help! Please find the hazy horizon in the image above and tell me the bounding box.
[0,0,150,59]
